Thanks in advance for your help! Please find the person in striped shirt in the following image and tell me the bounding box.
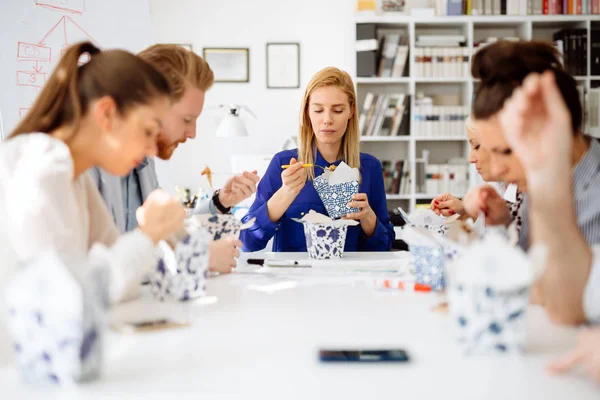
[461,41,600,251]
[430,116,524,234]
[497,69,600,381]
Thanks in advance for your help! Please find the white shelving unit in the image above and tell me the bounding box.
[355,14,599,213]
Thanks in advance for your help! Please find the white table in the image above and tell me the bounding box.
[0,252,598,398]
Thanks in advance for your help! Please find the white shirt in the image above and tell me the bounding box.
[0,134,156,365]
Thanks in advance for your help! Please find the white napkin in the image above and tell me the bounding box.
[292,210,359,227]
[324,161,359,186]
[408,208,449,227]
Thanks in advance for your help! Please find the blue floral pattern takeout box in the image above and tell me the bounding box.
[149,229,212,302]
[293,210,359,259]
[446,233,546,355]
[6,251,108,385]
[312,161,360,219]
[186,214,256,241]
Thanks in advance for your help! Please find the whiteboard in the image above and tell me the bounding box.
[0,0,153,140]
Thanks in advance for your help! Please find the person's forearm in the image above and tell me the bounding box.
[266,188,296,223]
[361,212,377,237]
[529,178,592,325]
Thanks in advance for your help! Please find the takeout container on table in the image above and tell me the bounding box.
[312,161,360,219]
[149,215,256,302]
[5,251,108,385]
[187,214,255,241]
[446,233,546,355]
[293,210,359,259]
[401,224,465,291]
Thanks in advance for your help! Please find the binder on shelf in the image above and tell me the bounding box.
[590,28,600,76]
[357,24,378,77]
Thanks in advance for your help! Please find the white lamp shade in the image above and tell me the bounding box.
[216,114,248,137]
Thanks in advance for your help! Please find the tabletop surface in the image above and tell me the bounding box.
[0,251,598,399]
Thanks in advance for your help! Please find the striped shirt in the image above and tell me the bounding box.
[585,245,600,323]
[519,137,600,250]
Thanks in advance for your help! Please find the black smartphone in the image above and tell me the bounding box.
[319,349,410,363]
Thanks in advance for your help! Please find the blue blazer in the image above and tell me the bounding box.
[241,149,395,252]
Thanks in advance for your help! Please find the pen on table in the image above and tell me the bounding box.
[246,259,312,268]
[265,260,312,268]
[374,279,431,292]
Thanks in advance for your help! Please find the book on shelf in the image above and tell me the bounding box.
[591,28,600,75]
[359,93,411,136]
[434,0,599,14]
[381,159,410,196]
[356,27,410,78]
[553,28,588,76]
[378,33,401,77]
[424,162,470,198]
[414,46,470,78]
[413,105,469,138]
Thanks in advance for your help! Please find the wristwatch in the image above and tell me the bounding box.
[212,189,232,214]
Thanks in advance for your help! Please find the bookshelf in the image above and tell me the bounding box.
[355,14,600,213]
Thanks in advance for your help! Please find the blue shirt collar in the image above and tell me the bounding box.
[135,157,150,172]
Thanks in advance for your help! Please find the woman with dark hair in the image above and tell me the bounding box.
[0,42,187,306]
[460,41,600,250]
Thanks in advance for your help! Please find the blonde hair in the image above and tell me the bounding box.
[138,44,214,101]
[465,115,475,133]
[298,67,360,180]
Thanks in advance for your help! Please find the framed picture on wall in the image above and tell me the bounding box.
[203,48,250,83]
[266,43,300,89]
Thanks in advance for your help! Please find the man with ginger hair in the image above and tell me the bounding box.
[90,44,259,233]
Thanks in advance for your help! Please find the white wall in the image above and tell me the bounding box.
[148,0,356,191]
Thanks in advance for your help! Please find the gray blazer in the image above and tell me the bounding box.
[88,158,160,233]
[89,157,214,233]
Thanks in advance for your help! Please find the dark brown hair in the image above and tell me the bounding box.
[138,44,214,101]
[471,40,582,134]
[10,41,171,139]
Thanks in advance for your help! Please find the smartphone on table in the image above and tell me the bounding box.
[319,349,410,363]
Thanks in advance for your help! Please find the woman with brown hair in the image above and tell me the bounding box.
[460,41,600,250]
[240,67,395,252]
[0,41,186,306]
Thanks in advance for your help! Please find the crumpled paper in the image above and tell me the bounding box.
[5,251,109,385]
[446,232,547,355]
[293,210,359,259]
[313,162,360,219]
[401,207,459,236]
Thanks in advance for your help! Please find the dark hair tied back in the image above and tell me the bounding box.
[471,40,582,134]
